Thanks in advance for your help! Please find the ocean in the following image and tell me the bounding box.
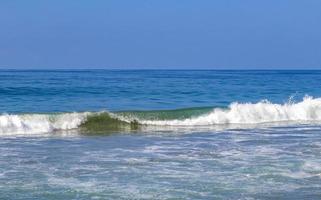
[0,70,321,199]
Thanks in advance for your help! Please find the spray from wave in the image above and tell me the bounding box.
[1,96,321,135]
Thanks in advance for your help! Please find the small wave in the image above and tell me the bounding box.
[1,96,321,135]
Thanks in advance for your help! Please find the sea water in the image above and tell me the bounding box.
[0,70,321,199]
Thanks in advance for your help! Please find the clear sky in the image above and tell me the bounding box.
[0,0,320,69]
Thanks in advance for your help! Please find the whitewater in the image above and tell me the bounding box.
[1,96,321,135]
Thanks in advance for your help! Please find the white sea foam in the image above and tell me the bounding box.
[1,96,321,135]
[0,112,88,135]
[141,96,321,126]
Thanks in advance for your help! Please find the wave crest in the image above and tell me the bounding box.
[144,96,321,126]
[1,96,321,135]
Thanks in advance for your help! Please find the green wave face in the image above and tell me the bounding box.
[79,113,140,134]
[80,107,214,133]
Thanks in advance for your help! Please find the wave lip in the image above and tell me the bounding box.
[1,96,321,135]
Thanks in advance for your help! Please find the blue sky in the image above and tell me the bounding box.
[0,0,320,69]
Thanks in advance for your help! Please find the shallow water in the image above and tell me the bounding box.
[1,127,321,199]
[1,70,321,199]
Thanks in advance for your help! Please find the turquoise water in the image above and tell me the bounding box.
[1,70,321,199]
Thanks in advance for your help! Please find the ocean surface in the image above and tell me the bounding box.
[1,70,321,199]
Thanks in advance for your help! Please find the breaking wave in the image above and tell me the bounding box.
[1,96,321,135]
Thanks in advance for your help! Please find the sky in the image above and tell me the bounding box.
[0,0,320,69]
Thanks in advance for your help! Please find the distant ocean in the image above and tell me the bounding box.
[1,70,321,199]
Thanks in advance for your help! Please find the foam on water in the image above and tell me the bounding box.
[1,96,321,135]
[0,112,88,135]
[142,96,321,125]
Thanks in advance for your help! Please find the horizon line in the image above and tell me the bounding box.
[1,66,321,70]
[0,68,321,71]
